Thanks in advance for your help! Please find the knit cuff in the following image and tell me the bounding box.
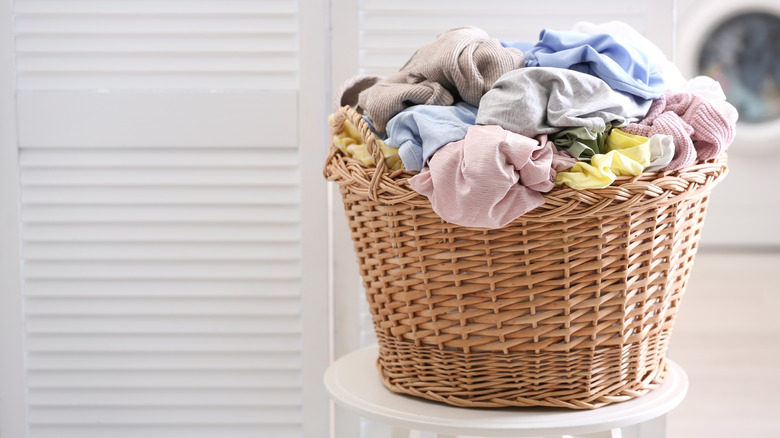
[689,99,735,161]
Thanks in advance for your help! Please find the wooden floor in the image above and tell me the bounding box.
[667,250,780,438]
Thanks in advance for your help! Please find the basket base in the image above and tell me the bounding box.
[376,333,669,409]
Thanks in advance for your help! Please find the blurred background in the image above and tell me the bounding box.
[0,1,777,438]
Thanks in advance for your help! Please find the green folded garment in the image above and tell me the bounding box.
[551,126,609,161]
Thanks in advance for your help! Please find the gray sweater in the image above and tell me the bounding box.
[476,67,651,137]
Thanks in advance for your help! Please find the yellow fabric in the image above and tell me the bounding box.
[555,129,655,190]
[329,115,402,170]
[555,149,645,190]
[604,128,651,167]
[605,128,647,148]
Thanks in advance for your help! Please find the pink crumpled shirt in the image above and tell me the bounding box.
[408,125,576,228]
[622,92,734,171]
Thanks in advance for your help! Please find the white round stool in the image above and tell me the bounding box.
[324,345,688,438]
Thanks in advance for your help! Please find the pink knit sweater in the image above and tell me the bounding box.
[622,92,734,171]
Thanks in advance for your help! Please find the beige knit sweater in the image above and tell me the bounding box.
[358,27,525,132]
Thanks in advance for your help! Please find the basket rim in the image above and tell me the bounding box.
[324,105,729,223]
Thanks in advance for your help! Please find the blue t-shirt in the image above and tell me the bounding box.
[524,29,666,100]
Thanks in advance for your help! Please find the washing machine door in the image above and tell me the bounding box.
[678,1,780,151]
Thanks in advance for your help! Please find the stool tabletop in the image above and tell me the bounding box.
[324,344,688,437]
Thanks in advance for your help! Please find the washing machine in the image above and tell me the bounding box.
[676,0,780,247]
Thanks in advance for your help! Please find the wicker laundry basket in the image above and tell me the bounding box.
[324,105,728,409]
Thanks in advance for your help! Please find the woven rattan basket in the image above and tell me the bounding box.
[324,105,728,409]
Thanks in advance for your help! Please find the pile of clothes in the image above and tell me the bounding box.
[331,22,738,228]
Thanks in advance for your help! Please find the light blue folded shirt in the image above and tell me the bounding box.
[385,102,478,171]
[524,29,666,100]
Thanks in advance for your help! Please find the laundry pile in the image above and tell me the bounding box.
[330,22,738,228]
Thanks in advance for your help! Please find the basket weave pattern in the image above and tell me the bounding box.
[324,106,728,409]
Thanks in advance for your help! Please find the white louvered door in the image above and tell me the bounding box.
[20,149,305,438]
[1,1,330,437]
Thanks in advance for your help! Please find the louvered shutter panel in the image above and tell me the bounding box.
[12,1,320,437]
